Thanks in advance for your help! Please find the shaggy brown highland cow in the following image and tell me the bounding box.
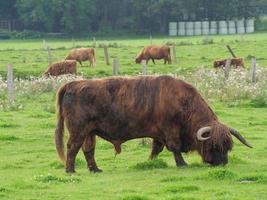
[44,60,77,76]
[65,48,96,67]
[135,45,171,64]
[213,58,245,69]
[55,75,252,173]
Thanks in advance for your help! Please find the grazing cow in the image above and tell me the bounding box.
[43,60,77,76]
[135,45,171,64]
[213,58,245,69]
[55,76,252,173]
[65,48,96,67]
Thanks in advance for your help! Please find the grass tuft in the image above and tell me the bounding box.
[0,135,19,141]
[133,159,168,170]
[0,123,20,128]
[161,176,186,182]
[50,161,64,169]
[34,173,81,184]
[208,169,236,180]
[250,96,267,107]
[121,195,150,200]
[164,185,199,193]
[238,175,267,184]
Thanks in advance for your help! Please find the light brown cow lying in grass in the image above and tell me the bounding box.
[44,60,77,76]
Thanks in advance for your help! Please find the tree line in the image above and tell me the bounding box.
[0,0,266,35]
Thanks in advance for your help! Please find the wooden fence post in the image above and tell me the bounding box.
[226,45,237,58]
[8,20,12,32]
[142,60,147,75]
[224,58,231,81]
[113,58,119,76]
[93,37,96,48]
[47,46,53,65]
[104,45,110,65]
[251,57,257,83]
[72,37,75,48]
[43,40,47,50]
[172,45,177,64]
[7,64,14,104]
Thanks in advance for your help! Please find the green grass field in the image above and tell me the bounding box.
[0,33,267,78]
[0,33,267,200]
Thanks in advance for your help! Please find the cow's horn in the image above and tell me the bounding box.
[230,128,253,148]
[197,127,211,141]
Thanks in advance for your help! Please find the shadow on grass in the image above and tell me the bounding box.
[164,185,199,193]
[238,175,267,184]
[121,195,150,200]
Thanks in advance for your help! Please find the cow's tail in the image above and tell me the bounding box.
[55,84,67,165]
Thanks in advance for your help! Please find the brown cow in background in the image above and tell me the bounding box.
[65,48,96,67]
[44,60,77,76]
[135,45,171,64]
[55,75,252,173]
[213,58,245,69]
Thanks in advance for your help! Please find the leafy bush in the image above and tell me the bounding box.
[251,95,267,107]
[0,74,82,111]
[255,16,267,31]
[185,68,267,103]
[8,31,46,39]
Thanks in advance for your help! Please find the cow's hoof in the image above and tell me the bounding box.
[176,163,187,167]
[66,169,76,174]
[90,168,103,173]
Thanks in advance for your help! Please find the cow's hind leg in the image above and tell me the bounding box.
[82,134,102,173]
[66,133,85,173]
[150,139,164,159]
[88,59,93,67]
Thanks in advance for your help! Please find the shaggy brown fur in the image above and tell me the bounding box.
[135,45,171,64]
[55,75,250,173]
[213,58,245,69]
[65,48,96,67]
[43,60,77,76]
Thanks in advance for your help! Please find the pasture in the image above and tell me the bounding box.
[0,33,267,200]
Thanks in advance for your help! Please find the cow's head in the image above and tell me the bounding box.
[135,56,142,64]
[213,61,221,68]
[196,123,252,166]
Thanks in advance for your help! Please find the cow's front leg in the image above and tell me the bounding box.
[173,151,187,166]
[165,125,187,167]
[82,134,102,173]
